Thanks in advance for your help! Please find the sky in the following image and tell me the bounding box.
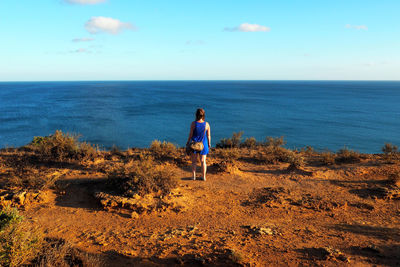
[0,0,399,81]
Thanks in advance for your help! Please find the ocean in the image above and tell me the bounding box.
[0,81,399,153]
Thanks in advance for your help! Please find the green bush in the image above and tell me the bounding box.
[107,156,178,197]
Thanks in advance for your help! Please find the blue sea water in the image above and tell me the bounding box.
[0,81,399,153]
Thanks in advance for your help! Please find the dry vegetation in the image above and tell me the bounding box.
[106,156,178,197]
[0,130,399,266]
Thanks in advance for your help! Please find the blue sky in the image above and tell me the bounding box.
[0,0,399,81]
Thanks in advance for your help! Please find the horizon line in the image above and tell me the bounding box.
[1,79,400,83]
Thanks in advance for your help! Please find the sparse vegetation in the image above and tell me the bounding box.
[214,148,240,162]
[382,143,399,162]
[320,151,336,165]
[264,136,286,148]
[335,147,361,164]
[0,207,102,267]
[227,249,245,264]
[255,137,291,164]
[286,150,305,169]
[34,238,102,267]
[241,137,258,148]
[216,132,243,148]
[107,156,178,197]
[0,207,42,267]
[34,130,98,163]
[149,140,179,160]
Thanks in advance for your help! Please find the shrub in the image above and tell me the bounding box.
[107,156,178,197]
[301,146,314,156]
[335,147,361,164]
[34,238,102,267]
[256,146,291,164]
[382,143,398,154]
[286,151,304,168]
[241,137,258,148]
[264,136,286,148]
[216,132,243,148]
[149,140,179,160]
[382,143,399,162]
[215,148,240,162]
[30,136,48,147]
[34,130,98,162]
[0,207,43,267]
[320,151,336,165]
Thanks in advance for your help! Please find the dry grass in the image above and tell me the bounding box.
[0,207,43,267]
[335,147,361,164]
[216,132,243,148]
[320,151,336,166]
[34,238,102,267]
[0,153,60,190]
[286,151,305,168]
[149,140,179,160]
[256,146,291,165]
[214,148,240,162]
[33,130,98,163]
[382,143,399,162]
[0,207,102,267]
[241,137,258,148]
[107,156,178,197]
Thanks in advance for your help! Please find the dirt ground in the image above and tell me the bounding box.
[17,153,400,266]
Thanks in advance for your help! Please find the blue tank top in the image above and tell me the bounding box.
[192,121,209,155]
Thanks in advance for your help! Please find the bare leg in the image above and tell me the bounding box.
[201,155,207,181]
[191,152,197,180]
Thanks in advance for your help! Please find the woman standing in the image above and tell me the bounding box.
[187,108,211,181]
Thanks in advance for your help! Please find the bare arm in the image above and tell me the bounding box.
[207,122,211,148]
[186,122,195,144]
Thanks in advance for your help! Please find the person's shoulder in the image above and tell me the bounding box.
[206,122,210,128]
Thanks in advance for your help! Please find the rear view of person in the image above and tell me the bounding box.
[186,108,211,181]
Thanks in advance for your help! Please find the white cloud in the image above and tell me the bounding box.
[85,16,136,35]
[65,0,106,4]
[224,23,270,32]
[72,37,95,42]
[345,24,368,30]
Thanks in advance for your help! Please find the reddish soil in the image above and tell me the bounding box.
[20,157,400,266]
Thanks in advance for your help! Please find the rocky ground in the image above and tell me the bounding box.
[1,148,400,266]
